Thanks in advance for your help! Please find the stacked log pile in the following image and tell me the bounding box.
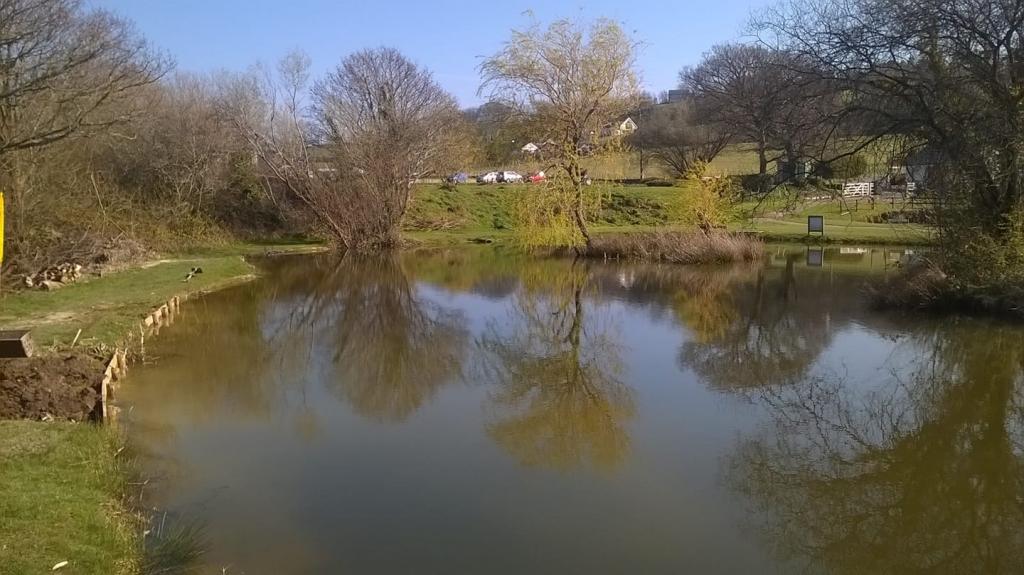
[23,263,83,290]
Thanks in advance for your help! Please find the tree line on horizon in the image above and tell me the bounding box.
[1,0,1021,289]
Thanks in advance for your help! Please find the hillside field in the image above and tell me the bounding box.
[404,182,932,245]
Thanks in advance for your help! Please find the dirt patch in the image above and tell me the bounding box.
[0,355,104,421]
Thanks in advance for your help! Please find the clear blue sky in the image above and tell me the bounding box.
[90,0,769,107]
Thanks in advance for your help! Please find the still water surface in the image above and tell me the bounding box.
[123,246,1024,574]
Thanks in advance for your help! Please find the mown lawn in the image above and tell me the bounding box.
[734,218,932,244]
[0,241,325,350]
[0,421,137,575]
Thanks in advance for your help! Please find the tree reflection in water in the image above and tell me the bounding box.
[729,322,1024,574]
[678,256,837,391]
[321,253,468,422]
[478,260,635,472]
[260,252,468,423]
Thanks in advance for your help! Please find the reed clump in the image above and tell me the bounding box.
[585,231,765,265]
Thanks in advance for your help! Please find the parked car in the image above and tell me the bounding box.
[528,170,546,183]
[476,171,499,184]
[499,171,524,183]
[445,172,468,184]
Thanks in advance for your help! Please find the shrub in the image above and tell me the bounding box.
[802,175,830,189]
[939,214,1024,292]
[867,210,933,224]
[735,174,771,196]
[673,163,738,231]
[867,262,950,310]
[869,213,1024,317]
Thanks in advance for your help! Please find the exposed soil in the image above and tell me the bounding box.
[0,354,104,421]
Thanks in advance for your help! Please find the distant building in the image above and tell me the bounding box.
[901,148,943,191]
[601,117,639,137]
[616,117,638,135]
[775,158,814,182]
[666,89,685,103]
[521,142,539,154]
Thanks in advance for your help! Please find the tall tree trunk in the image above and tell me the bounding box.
[568,159,592,253]
[573,179,592,252]
[784,143,798,174]
[757,140,769,196]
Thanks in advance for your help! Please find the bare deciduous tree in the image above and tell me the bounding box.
[681,44,835,189]
[0,0,169,157]
[312,48,462,249]
[628,99,731,178]
[480,18,641,249]
[681,44,784,180]
[755,0,1024,281]
[227,49,460,250]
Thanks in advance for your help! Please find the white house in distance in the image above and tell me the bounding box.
[616,117,639,135]
[521,142,539,154]
[602,117,638,137]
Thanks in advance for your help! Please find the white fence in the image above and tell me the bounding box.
[842,181,874,197]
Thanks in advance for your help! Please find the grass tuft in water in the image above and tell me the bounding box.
[141,515,208,575]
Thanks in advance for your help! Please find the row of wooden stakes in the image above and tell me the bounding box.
[101,295,182,423]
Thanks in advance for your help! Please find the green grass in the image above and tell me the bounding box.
[408,182,933,247]
[737,194,931,223]
[710,143,764,175]
[0,421,138,575]
[406,182,687,234]
[732,194,933,244]
[0,241,325,350]
[734,218,932,244]
[706,137,907,177]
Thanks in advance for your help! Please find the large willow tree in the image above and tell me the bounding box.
[480,19,640,250]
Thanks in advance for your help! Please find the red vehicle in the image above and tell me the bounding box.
[528,170,546,183]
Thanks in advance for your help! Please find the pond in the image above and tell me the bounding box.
[121,246,1024,574]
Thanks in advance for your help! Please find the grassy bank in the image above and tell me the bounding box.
[406,182,933,247]
[0,240,322,575]
[0,241,325,351]
[0,421,137,575]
